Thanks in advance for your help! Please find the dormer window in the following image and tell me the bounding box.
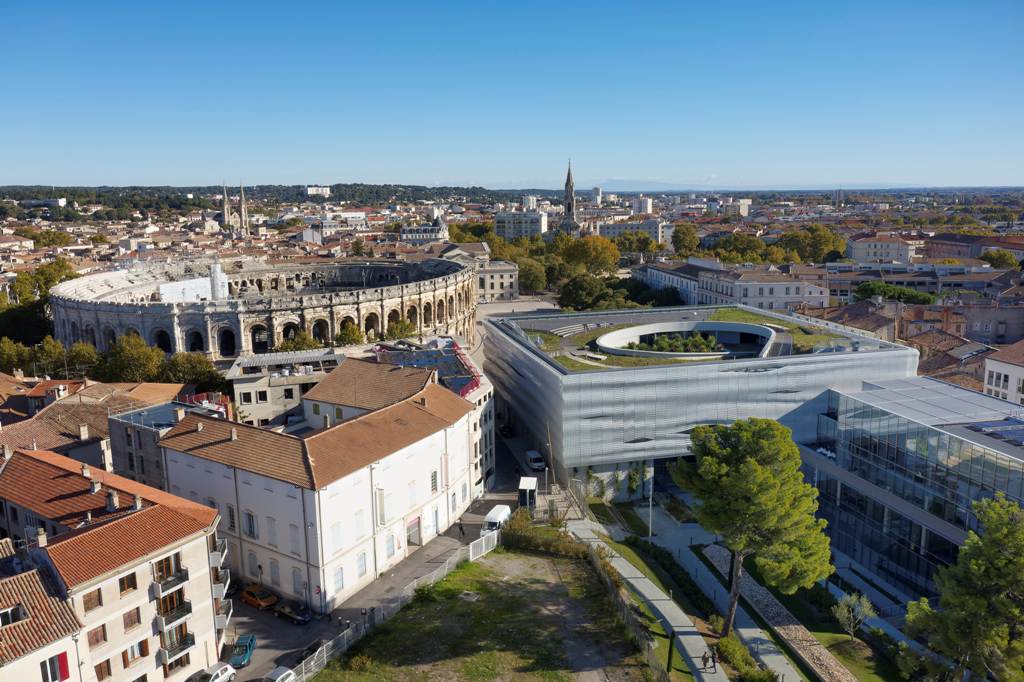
[0,603,26,626]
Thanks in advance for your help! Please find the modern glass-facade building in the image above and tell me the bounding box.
[483,305,918,496]
[803,377,1024,598]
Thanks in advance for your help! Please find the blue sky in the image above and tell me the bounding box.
[2,1,1022,189]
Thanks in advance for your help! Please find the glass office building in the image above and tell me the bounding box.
[806,377,1024,598]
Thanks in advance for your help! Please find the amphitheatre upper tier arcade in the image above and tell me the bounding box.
[50,258,476,362]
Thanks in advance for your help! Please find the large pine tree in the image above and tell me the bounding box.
[673,417,832,636]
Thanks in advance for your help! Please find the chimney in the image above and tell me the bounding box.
[196,422,203,433]
[174,407,186,423]
[106,489,119,512]
[2,444,11,461]
[84,510,92,524]
[230,427,238,441]
[133,494,143,511]
[36,527,47,548]
[90,479,101,494]
[81,462,91,479]
[78,424,89,441]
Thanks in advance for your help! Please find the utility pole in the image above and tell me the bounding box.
[648,470,653,539]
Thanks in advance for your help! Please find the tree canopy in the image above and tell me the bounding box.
[334,322,365,346]
[853,281,936,304]
[904,494,1024,680]
[560,236,621,275]
[979,248,1021,269]
[672,418,832,636]
[671,223,700,256]
[276,330,323,352]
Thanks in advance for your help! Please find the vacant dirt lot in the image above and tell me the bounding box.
[313,549,648,681]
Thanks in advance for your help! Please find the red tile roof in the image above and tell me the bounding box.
[0,558,81,665]
[161,384,474,489]
[45,504,210,588]
[0,449,214,529]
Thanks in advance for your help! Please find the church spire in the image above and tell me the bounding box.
[559,160,580,235]
[221,182,232,228]
[239,182,249,236]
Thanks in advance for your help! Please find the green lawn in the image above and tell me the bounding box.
[613,503,651,536]
[587,496,617,525]
[709,308,843,354]
[315,551,647,681]
[566,323,634,348]
[522,328,564,352]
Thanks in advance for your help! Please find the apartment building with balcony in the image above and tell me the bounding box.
[158,382,475,615]
[0,448,226,682]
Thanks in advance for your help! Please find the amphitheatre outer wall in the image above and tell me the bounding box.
[50,259,477,362]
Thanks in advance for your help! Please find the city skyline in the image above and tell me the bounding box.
[2,1,1022,188]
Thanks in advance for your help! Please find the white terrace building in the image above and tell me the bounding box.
[158,383,475,615]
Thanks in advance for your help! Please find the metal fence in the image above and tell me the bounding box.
[287,531,501,682]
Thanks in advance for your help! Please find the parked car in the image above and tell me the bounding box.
[526,450,545,471]
[228,634,257,668]
[296,639,327,664]
[186,663,236,682]
[240,585,278,610]
[274,599,313,625]
[262,667,296,682]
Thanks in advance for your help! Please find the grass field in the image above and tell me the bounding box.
[709,308,843,354]
[314,551,648,681]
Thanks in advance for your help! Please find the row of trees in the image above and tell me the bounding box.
[625,332,719,353]
[273,318,418,353]
[853,281,936,304]
[557,275,682,311]
[675,417,1024,679]
[0,334,223,389]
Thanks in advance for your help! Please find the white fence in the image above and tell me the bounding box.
[287,531,501,682]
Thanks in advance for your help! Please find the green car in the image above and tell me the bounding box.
[229,634,256,668]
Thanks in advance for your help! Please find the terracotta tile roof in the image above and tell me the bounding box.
[161,416,312,488]
[0,566,81,665]
[161,384,473,489]
[305,384,474,486]
[0,449,216,531]
[45,504,210,588]
[0,383,188,452]
[25,380,86,399]
[990,339,1024,368]
[303,358,433,410]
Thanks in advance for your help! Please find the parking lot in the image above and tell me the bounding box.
[226,495,513,681]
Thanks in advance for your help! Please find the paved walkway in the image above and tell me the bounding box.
[644,506,803,682]
[568,521,729,681]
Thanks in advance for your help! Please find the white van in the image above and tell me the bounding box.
[480,504,512,537]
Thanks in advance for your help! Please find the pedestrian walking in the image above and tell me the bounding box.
[710,647,718,673]
[701,651,709,670]
[458,519,465,537]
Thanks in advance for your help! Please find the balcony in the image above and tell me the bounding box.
[215,599,233,630]
[158,633,195,665]
[152,568,189,598]
[209,538,227,567]
[212,568,231,600]
[155,601,192,631]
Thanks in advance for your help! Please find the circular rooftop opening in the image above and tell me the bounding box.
[594,320,775,360]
